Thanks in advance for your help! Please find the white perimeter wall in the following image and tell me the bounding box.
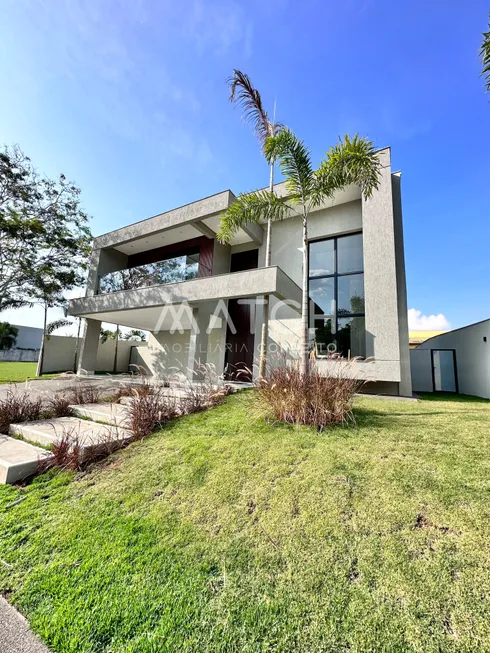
[40,335,148,374]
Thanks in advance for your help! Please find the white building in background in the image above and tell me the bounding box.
[0,324,43,362]
[411,319,490,399]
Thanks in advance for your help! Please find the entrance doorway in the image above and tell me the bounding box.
[224,249,258,381]
[431,349,458,392]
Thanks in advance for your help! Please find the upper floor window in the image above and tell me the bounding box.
[309,233,366,358]
[98,253,199,294]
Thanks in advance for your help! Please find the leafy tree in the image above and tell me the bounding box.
[218,70,282,378]
[219,129,381,375]
[100,328,118,343]
[98,257,198,294]
[0,322,18,350]
[121,329,147,342]
[0,145,92,311]
[481,13,490,94]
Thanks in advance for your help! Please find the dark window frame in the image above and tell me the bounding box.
[430,348,459,393]
[308,232,365,357]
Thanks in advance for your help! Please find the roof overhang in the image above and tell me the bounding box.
[94,190,263,253]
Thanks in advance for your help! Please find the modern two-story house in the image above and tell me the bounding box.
[69,147,412,395]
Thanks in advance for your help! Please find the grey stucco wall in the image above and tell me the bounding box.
[361,148,403,385]
[253,199,365,369]
[412,320,490,398]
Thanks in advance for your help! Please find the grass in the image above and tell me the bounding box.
[0,361,59,384]
[1,392,490,652]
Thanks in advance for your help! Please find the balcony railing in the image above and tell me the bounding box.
[98,254,199,295]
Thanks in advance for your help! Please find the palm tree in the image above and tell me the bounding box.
[0,322,18,350]
[220,128,381,376]
[219,70,282,378]
[481,13,490,94]
[121,329,147,342]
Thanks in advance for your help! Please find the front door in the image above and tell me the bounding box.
[431,349,458,392]
[224,250,258,382]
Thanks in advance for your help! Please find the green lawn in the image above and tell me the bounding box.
[0,361,59,383]
[1,392,490,652]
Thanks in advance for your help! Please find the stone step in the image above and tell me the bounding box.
[0,435,52,484]
[70,403,129,426]
[118,387,188,405]
[9,417,132,450]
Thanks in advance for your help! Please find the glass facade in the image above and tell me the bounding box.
[98,253,199,294]
[309,233,366,358]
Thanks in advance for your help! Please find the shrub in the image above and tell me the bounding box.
[182,363,233,414]
[127,390,178,440]
[182,382,231,414]
[0,390,43,434]
[46,393,73,418]
[38,427,122,473]
[67,383,102,405]
[256,361,364,430]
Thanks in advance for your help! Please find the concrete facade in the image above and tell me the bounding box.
[69,148,412,394]
[410,319,490,399]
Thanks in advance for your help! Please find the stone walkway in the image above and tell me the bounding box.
[1,402,132,485]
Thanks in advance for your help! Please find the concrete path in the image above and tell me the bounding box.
[0,597,51,653]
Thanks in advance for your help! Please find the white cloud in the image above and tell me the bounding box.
[408,308,450,331]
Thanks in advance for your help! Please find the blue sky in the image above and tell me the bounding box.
[1,0,489,333]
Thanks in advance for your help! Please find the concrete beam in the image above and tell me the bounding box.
[241,221,263,245]
[192,220,216,239]
[94,191,235,249]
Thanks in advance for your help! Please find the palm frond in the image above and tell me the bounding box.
[317,134,382,200]
[227,70,274,147]
[264,128,314,205]
[217,190,290,244]
[481,14,490,94]
[46,318,72,336]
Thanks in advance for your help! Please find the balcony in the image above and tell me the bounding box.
[97,254,200,295]
[68,266,302,332]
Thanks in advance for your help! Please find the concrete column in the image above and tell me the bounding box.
[85,248,128,297]
[77,318,101,374]
[187,307,209,381]
[362,148,402,378]
[392,172,413,396]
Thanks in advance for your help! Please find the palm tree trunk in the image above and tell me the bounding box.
[113,324,120,373]
[38,301,48,377]
[300,213,309,376]
[258,162,274,379]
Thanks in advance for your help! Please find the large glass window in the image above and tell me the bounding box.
[309,233,365,358]
[98,253,199,294]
